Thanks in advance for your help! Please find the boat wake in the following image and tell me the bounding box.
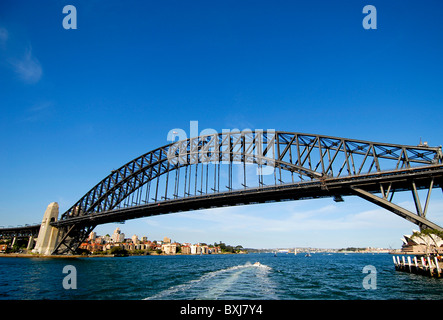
[143,262,276,300]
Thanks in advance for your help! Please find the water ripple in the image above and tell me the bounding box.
[1,253,443,300]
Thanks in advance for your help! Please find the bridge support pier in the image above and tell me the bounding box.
[32,202,61,255]
[26,235,35,250]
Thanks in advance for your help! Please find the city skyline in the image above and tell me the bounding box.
[90,192,443,249]
[1,1,443,250]
[88,225,394,251]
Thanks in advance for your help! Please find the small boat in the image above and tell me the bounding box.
[305,253,311,257]
[253,262,262,266]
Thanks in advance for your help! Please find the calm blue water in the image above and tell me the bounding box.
[0,253,442,300]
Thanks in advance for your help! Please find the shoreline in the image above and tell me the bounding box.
[0,253,115,258]
[0,251,246,259]
[1,250,399,259]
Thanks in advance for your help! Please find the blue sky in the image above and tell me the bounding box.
[1,0,443,249]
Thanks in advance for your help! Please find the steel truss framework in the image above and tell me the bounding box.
[51,131,443,254]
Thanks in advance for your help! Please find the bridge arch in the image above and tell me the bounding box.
[61,131,317,220]
[50,131,443,254]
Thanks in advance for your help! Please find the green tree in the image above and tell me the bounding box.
[110,246,128,255]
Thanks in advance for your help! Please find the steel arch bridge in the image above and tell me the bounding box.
[26,131,443,254]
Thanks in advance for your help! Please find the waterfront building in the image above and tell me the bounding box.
[210,246,221,254]
[190,244,202,255]
[181,245,191,254]
[162,243,177,255]
[79,242,103,253]
[75,228,235,256]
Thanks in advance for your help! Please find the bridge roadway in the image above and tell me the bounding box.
[0,224,40,238]
[50,164,443,231]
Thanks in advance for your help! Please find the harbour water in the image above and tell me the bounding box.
[0,253,442,300]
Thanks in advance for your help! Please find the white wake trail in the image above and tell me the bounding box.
[143,264,251,300]
[143,262,273,300]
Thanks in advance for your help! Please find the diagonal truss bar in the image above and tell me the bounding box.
[351,187,443,231]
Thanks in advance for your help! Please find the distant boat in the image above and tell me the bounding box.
[294,248,297,256]
[274,252,277,257]
[305,252,311,257]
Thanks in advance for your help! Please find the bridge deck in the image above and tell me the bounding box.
[51,164,443,228]
[0,224,41,237]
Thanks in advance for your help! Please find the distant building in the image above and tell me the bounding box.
[163,237,171,244]
[88,232,96,242]
[181,245,191,255]
[79,242,103,253]
[201,246,209,254]
[162,243,177,255]
[123,243,135,251]
[191,244,201,255]
[104,244,115,251]
[210,246,221,254]
[79,228,236,256]
[112,228,125,243]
